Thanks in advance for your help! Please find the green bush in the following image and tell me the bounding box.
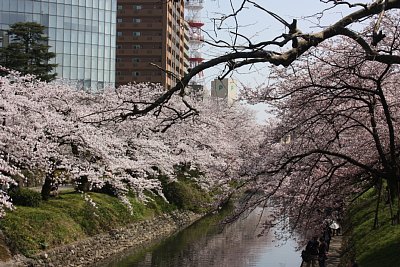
[156,166,212,213]
[162,180,210,213]
[9,188,42,207]
[143,193,177,213]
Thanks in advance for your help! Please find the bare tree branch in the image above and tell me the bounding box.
[118,0,400,120]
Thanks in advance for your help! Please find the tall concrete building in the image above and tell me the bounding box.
[0,0,117,89]
[116,0,187,89]
[211,78,238,105]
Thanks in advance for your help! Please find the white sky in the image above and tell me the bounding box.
[201,0,356,86]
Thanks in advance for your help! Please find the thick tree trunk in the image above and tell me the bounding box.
[387,176,398,204]
[41,175,53,201]
[396,179,400,224]
[387,174,400,224]
[373,178,382,229]
[386,186,395,225]
[76,175,90,192]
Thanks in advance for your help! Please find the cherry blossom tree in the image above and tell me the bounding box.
[237,13,400,240]
[83,84,263,204]
[0,68,261,217]
[103,1,400,121]
[3,1,400,242]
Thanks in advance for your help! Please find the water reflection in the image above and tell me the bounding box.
[104,207,301,267]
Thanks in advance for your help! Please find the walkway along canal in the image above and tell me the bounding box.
[101,207,302,267]
[326,236,342,267]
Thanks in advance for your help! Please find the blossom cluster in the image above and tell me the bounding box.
[0,68,261,217]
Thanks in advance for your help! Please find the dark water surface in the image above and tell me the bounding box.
[104,207,301,267]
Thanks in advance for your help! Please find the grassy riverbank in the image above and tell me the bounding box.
[0,177,213,257]
[345,190,400,267]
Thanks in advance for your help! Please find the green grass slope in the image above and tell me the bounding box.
[0,191,156,256]
[0,177,214,258]
[348,190,400,267]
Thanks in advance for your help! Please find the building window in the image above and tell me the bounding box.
[132,32,141,36]
[132,58,140,62]
[117,18,123,23]
[132,71,140,76]
[117,31,123,37]
[132,44,141,49]
[117,45,122,49]
[133,5,142,10]
[132,18,141,23]
[117,5,123,10]
[116,58,122,62]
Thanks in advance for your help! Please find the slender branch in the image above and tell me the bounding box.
[120,0,400,119]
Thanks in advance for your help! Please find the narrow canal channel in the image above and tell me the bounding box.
[103,207,302,267]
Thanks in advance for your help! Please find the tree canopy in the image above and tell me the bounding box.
[0,69,261,217]
[1,0,400,244]
[120,0,400,118]
[0,22,57,82]
[119,0,400,240]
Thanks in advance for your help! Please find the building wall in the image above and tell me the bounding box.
[211,78,238,105]
[0,0,116,89]
[183,21,190,75]
[116,0,186,89]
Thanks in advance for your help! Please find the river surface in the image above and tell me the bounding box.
[104,207,302,267]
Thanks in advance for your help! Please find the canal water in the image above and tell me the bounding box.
[104,207,302,267]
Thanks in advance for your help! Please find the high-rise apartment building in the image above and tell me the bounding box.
[0,0,116,89]
[116,0,187,89]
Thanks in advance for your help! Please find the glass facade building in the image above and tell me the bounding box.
[0,0,116,89]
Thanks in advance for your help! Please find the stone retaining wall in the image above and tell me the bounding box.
[13,211,202,267]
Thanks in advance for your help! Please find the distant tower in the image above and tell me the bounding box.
[185,0,204,90]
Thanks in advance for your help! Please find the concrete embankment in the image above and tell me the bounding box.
[5,211,202,267]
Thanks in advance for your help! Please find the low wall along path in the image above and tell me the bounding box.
[9,211,202,267]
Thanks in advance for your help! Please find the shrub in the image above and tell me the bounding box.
[162,180,210,213]
[9,188,42,207]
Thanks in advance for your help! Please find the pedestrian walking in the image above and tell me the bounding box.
[323,225,331,251]
[302,236,319,267]
[318,237,328,267]
[329,220,340,236]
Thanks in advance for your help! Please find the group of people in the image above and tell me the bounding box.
[301,235,329,267]
[300,222,336,267]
